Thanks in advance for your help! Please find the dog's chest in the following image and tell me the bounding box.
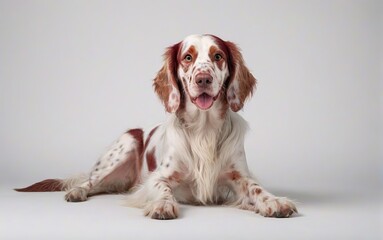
[180,130,231,204]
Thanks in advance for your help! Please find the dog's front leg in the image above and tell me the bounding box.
[227,160,297,217]
[233,177,297,217]
[127,152,183,220]
[142,172,181,220]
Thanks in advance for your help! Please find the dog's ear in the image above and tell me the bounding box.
[225,41,256,112]
[153,43,182,113]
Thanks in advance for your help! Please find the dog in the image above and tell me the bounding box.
[16,34,297,219]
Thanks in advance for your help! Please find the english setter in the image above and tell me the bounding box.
[17,34,297,219]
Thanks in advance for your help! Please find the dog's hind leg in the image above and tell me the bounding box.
[15,129,145,202]
[64,129,144,202]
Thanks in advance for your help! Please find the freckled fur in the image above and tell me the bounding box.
[16,34,296,219]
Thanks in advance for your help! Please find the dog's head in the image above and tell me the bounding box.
[154,34,256,113]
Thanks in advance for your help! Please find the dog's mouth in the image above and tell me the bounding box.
[191,93,220,110]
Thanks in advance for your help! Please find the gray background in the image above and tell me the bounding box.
[0,1,381,239]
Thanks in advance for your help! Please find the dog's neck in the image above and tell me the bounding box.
[176,93,229,132]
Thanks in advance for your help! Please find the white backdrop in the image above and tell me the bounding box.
[0,1,381,197]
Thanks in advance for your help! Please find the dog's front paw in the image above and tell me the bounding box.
[256,197,297,218]
[65,187,88,202]
[144,200,179,220]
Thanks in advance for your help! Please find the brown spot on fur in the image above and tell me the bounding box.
[168,171,182,183]
[255,188,262,195]
[127,129,144,148]
[127,128,144,173]
[263,196,269,202]
[146,147,157,172]
[15,179,63,192]
[143,127,160,171]
[228,170,241,181]
[179,45,197,73]
[268,207,272,216]
[144,126,159,148]
[209,45,226,70]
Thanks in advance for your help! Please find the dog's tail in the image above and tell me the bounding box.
[15,174,88,192]
[15,179,64,192]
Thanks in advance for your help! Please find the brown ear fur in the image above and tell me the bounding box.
[225,41,256,112]
[153,43,181,113]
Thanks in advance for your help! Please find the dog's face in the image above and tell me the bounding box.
[177,35,230,110]
[154,34,256,113]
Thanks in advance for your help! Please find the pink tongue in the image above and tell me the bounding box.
[195,93,214,110]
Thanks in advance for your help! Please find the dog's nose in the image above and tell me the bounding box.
[195,74,212,88]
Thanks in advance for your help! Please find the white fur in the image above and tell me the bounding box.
[58,34,297,218]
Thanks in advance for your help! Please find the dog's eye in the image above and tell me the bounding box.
[184,54,192,62]
[214,54,222,61]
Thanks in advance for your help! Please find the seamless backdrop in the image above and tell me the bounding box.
[0,1,381,239]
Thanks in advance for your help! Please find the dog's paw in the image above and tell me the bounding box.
[65,187,88,202]
[144,200,179,220]
[256,197,297,218]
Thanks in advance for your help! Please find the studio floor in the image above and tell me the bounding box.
[1,185,381,240]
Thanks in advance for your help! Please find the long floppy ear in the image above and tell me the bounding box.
[153,43,181,113]
[225,41,257,112]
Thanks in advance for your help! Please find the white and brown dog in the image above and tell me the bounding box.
[16,34,297,219]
